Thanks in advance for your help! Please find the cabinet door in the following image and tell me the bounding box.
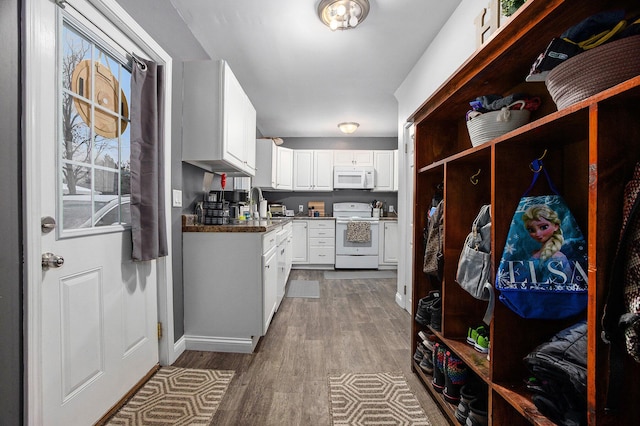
[382,221,398,264]
[314,150,334,191]
[292,221,309,263]
[243,96,257,176]
[293,150,314,191]
[353,150,374,166]
[276,147,293,190]
[263,247,278,334]
[254,138,277,188]
[373,150,394,191]
[222,64,247,171]
[333,150,355,166]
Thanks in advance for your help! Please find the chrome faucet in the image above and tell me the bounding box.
[249,186,263,218]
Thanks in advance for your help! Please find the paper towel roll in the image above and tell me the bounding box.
[259,200,268,218]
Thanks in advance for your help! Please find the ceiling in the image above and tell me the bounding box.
[115,0,463,138]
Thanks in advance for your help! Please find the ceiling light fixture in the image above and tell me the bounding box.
[338,122,360,134]
[317,0,370,31]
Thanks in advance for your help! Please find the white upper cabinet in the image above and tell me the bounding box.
[182,60,257,176]
[276,145,293,191]
[373,150,396,192]
[254,138,293,190]
[333,150,374,166]
[293,150,333,191]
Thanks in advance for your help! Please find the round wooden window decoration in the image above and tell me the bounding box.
[71,59,129,139]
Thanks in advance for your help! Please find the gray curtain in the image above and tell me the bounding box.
[130,55,168,261]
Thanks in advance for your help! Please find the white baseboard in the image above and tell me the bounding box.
[183,334,259,353]
[172,335,186,361]
[396,292,407,312]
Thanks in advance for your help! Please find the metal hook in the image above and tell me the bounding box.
[529,149,547,172]
[470,169,481,185]
[538,149,548,161]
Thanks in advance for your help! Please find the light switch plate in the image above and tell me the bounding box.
[172,189,182,207]
[298,205,304,212]
[389,205,394,213]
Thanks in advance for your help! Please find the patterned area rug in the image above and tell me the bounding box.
[106,366,234,426]
[329,372,430,426]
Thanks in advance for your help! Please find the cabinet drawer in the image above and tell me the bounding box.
[308,220,335,230]
[309,247,335,264]
[309,228,334,238]
[309,237,335,247]
[262,229,278,254]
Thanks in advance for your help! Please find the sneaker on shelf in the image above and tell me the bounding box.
[418,330,436,349]
[466,325,487,347]
[419,350,434,374]
[455,382,485,425]
[474,334,489,354]
[414,290,440,326]
[429,298,442,331]
[465,397,488,426]
[413,343,427,363]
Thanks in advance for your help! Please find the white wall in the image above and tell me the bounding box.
[393,0,486,311]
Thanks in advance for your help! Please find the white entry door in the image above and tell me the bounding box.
[26,1,159,424]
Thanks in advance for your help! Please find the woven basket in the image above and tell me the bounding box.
[466,102,531,147]
[546,35,640,110]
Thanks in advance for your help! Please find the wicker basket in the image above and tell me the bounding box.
[546,35,640,110]
[466,101,531,147]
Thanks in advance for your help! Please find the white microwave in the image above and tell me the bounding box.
[333,166,375,189]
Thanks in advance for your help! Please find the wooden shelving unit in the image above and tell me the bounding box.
[409,0,640,424]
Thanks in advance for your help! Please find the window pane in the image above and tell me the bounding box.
[62,93,92,164]
[60,21,131,234]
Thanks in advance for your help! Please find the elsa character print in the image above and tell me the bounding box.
[521,204,573,283]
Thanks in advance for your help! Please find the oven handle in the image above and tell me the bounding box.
[336,219,379,225]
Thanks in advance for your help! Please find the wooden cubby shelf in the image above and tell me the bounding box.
[409,0,640,425]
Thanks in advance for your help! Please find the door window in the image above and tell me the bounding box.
[59,19,131,234]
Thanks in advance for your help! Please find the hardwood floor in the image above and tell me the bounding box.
[173,269,449,426]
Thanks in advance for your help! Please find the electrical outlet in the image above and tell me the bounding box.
[298,205,304,213]
[389,205,394,213]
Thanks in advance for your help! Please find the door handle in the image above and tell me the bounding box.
[42,252,64,270]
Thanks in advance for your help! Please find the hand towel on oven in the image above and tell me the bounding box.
[346,221,371,243]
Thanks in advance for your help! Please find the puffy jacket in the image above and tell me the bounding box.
[523,320,587,426]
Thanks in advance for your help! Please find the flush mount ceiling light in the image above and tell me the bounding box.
[338,122,360,134]
[317,0,370,31]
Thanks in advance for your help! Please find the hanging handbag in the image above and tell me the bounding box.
[495,159,588,320]
[456,204,495,324]
[456,204,492,300]
[423,199,444,278]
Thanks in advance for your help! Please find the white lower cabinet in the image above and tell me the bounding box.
[183,228,280,353]
[308,219,335,265]
[378,220,398,267]
[276,222,292,310]
[263,242,278,333]
[292,220,309,263]
[292,219,335,267]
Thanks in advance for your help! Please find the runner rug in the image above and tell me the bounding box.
[328,372,430,425]
[105,366,234,426]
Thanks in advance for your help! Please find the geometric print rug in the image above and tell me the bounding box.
[105,367,234,426]
[328,372,430,425]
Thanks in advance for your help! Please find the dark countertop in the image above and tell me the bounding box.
[182,213,396,233]
[182,216,294,233]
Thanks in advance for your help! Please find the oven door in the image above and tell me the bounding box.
[335,219,379,255]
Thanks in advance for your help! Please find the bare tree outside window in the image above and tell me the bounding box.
[60,23,131,230]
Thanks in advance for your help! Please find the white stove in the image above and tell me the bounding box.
[333,202,379,269]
